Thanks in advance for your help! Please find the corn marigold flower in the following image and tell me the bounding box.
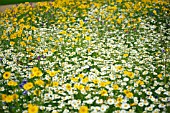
[53,81,59,87]
[7,80,18,86]
[79,105,88,113]
[116,0,122,3]
[1,94,7,102]
[49,71,57,77]
[100,89,108,96]
[5,95,14,103]
[113,84,119,90]
[10,41,15,46]
[28,104,39,113]
[123,53,129,57]
[12,94,19,100]
[3,72,11,79]
[35,79,44,86]
[126,92,134,98]
[117,97,123,103]
[65,83,72,91]
[31,67,39,73]
[23,82,33,90]
[158,74,162,79]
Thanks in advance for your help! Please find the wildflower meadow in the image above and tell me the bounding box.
[0,0,170,113]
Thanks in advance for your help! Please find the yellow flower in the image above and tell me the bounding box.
[85,85,90,91]
[13,18,17,22]
[31,26,36,30]
[10,41,15,46]
[117,18,122,24]
[116,103,122,108]
[158,74,162,79]
[106,81,111,85]
[85,36,91,41]
[74,83,79,89]
[12,94,19,100]
[1,94,7,101]
[5,95,13,103]
[31,67,39,73]
[34,70,43,77]
[78,84,84,90]
[92,79,99,84]
[28,36,32,40]
[35,79,44,86]
[137,80,144,85]
[78,74,84,78]
[142,0,151,3]
[53,81,59,87]
[29,52,34,57]
[7,80,17,86]
[116,0,122,3]
[28,104,39,113]
[130,13,133,17]
[3,72,11,79]
[124,90,133,98]
[71,77,79,82]
[79,20,84,27]
[126,92,133,98]
[37,37,41,42]
[49,37,53,41]
[100,89,108,96]
[30,74,35,78]
[116,65,123,71]
[127,72,134,79]
[116,97,123,103]
[23,82,33,90]
[20,41,26,47]
[100,82,107,87]
[124,90,130,95]
[79,106,88,113]
[82,77,88,84]
[153,10,157,15]
[51,48,56,53]
[66,83,71,90]
[125,2,130,9]
[1,35,8,40]
[123,54,128,57]
[59,30,66,35]
[49,71,57,77]
[56,70,61,73]
[113,84,119,90]
[138,18,141,23]
[124,71,129,75]
[10,33,17,39]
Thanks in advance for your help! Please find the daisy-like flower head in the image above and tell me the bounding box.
[23,82,34,90]
[28,104,39,113]
[34,79,44,86]
[113,84,119,90]
[3,72,11,79]
[1,94,7,102]
[79,105,88,113]
[107,98,115,105]
[100,89,108,96]
[7,80,17,86]
[65,83,72,91]
[5,95,14,103]
[121,103,130,109]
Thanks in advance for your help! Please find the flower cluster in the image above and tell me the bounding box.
[0,0,170,113]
